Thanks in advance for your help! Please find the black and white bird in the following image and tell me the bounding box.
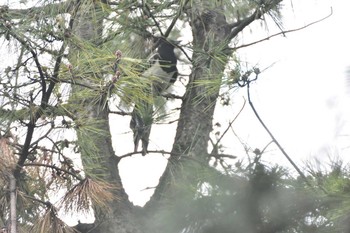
[130,38,178,156]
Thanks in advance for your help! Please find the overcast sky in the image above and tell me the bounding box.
[234,0,350,165]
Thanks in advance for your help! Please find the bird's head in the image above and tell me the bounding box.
[153,37,180,64]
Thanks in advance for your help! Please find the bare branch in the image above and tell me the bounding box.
[23,162,83,180]
[3,24,47,96]
[246,73,313,188]
[161,93,183,100]
[234,7,333,50]
[210,97,246,158]
[20,192,53,208]
[228,9,259,40]
[212,153,237,160]
[143,3,164,37]
[13,41,68,179]
[228,0,284,41]
[117,150,174,160]
[163,0,189,38]
[108,110,130,116]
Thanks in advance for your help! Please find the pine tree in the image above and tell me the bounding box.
[0,1,334,233]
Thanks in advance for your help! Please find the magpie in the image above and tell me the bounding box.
[130,38,178,156]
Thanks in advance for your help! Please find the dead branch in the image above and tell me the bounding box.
[234,7,333,50]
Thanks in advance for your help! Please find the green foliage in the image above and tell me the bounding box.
[147,157,342,233]
[304,158,350,233]
[2,1,345,233]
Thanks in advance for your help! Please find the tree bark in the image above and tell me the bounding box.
[9,174,16,233]
[69,1,142,233]
[146,5,232,211]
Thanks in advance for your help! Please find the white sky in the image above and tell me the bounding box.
[233,0,350,164]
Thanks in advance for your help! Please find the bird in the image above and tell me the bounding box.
[130,38,178,156]
[144,39,179,94]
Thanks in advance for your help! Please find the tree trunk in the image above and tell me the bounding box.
[146,4,231,212]
[69,1,142,233]
[70,1,282,232]
[9,174,16,233]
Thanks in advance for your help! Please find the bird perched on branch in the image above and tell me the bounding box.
[130,38,178,156]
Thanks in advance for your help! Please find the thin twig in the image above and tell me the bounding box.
[156,0,192,62]
[212,153,237,160]
[261,140,274,154]
[117,150,174,160]
[234,7,333,50]
[13,39,67,179]
[4,24,47,99]
[210,97,246,156]
[108,110,130,116]
[246,79,313,188]
[143,3,164,37]
[23,163,82,180]
[163,0,189,38]
[161,93,183,100]
[21,193,52,207]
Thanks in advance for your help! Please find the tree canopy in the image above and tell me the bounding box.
[0,0,349,233]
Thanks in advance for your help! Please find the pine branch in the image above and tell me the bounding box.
[3,1,72,20]
[228,0,284,40]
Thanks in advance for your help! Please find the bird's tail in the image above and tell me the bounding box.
[130,100,153,156]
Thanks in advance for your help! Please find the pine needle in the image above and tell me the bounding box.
[59,178,117,215]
